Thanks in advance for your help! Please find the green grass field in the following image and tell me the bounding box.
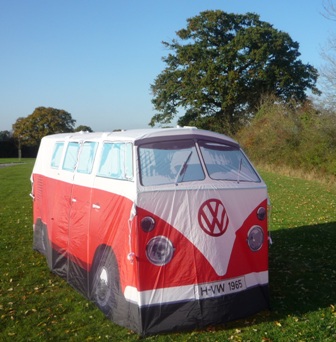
[1,159,335,341]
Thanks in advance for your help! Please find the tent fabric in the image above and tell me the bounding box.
[31,128,269,335]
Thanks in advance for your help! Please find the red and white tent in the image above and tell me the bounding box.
[31,128,270,335]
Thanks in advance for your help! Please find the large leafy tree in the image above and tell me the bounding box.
[150,10,320,134]
[12,107,76,146]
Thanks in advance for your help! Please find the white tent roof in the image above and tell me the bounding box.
[41,127,238,146]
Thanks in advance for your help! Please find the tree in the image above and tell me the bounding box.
[74,125,93,132]
[318,41,336,111]
[12,107,76,147]
[0,130,11,141]
[322,0,336,20]
[317,1,336,111]
[150,10,320,134]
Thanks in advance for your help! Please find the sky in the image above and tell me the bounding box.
[0,0,334,132]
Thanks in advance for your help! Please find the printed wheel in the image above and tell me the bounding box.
[33,219,49,256]
[90,247,121,318]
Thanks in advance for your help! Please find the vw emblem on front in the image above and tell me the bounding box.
[198,199,229,237]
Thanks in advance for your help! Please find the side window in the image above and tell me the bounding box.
[62,142,80,171]
[97,142,133,180]
[124,143,133,179]
[77,142,98,174]
[51,142,64,168]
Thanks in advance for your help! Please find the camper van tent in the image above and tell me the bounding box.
[31,127,270,335]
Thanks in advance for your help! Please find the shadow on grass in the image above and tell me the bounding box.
[269,221,336,315]
[195,221,336,335]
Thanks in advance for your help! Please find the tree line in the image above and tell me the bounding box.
[0,107,92,158]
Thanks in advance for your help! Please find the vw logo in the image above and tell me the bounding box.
[198,199,229,237]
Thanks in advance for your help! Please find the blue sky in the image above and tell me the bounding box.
[0,0,334,132]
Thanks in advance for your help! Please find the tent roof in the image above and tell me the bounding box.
[41,127,239,147]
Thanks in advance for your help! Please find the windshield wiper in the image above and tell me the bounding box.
[175,151,192,185]
[237,157,242,184]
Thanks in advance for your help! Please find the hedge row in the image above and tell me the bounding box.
[237,98,336,177]
[0,141,38,158]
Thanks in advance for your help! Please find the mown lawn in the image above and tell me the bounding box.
[0,159,335,341]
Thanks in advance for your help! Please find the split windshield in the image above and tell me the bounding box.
[139,139,260,186]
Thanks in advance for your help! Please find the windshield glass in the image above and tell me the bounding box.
[139,140,205,186]
[199,141,260,182]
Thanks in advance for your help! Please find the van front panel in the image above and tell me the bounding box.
[129,185,268,301]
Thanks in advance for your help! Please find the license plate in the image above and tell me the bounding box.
[194,276,247,299]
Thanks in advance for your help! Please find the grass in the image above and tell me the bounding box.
[0,159,335,341]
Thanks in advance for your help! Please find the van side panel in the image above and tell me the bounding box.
[89,186,136,274]
[33,175,138,288]
[33,173,78,277]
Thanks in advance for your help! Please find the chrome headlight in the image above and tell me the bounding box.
[146,236,174,265]
[247,226,264,251]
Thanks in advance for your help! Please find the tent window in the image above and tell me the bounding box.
[51,142,64,169]
[63,142,80,172]
[199,141,260,182]
[139,140,204,186]
[97,142,133,180]
[77,142,98,174]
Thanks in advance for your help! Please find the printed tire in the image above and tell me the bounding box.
[90,246,123,319]
[33,219,49,256]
